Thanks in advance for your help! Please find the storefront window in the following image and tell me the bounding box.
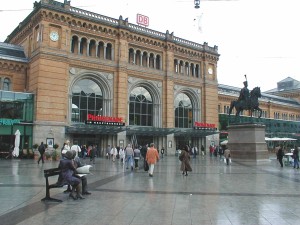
[71,79,103,122]
[129,87,153,126]
[174,93,193,128]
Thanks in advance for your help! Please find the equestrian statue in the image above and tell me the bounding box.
[228,75,262,118]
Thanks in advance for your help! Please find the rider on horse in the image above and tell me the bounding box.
[238,76,250,107]
[229,74,262,118]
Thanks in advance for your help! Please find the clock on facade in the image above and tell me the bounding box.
[50,31,59,41]
[208,68,213,75]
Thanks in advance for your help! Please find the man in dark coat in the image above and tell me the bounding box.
[37,142,46,164]
[277,145,284,168]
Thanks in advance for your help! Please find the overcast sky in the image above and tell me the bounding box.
[1,0,299,91]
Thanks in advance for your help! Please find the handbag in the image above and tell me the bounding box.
[144,160,149,171]
[179,154,184,161]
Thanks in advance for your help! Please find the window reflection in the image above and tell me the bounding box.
[71,79,103,122]
[129,87,153,126]
[174,93,193,128]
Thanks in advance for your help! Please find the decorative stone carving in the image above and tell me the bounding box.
[128,77,134,83]
[69,67,76,75]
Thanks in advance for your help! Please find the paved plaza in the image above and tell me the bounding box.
[0,153,300,225]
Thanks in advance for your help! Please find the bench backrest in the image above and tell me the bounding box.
[44,168,61,178]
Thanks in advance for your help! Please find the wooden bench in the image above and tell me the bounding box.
[41,168,63,202]
[0,151,10,159]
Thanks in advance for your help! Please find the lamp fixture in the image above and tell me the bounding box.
[194,0,200,9]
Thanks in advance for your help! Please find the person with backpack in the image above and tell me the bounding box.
[37,142,46,164]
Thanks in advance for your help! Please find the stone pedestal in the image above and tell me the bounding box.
[227,123,269,162]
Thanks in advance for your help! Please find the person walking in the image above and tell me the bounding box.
[133,146,141,169]
[179,145,192,176]
[293,146,299,169]
[70,144,81,158]
[119,147,125,163]
[89,144,96,164]
[161,147,165,158]
[224,147,231,165]
[146,143,159,177]
[201,145,205,156]
[106,145,111,159]
[37,142,46,164]
[61,140,70,158]
[209,145,214,157]
[192,146,196,158]
[110,145,118,162]
[277,145,284,168]
[125,144,134,170]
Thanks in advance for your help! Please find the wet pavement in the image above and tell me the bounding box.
[0,153,300,225]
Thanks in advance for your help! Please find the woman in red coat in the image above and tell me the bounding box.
[146,143,159,177]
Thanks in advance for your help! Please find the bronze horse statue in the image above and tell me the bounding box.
[228,86,262,118]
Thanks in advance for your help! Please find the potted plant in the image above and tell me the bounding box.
[51,144,59,161]
[32,143,38,150]
[53,144,59,150]
[33,144,39,160]
[45,151,52,160]
[52,149,60,161]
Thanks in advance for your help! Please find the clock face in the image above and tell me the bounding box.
[208,68,213,75]
[50,31,59,41]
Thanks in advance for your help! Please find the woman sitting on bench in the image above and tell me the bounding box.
[57,151,85,200]
[64,150,91,195]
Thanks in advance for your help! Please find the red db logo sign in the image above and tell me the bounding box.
[136,14,149,27]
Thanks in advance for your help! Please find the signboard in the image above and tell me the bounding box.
[136,14,149,27]
[0,118,21,125]
[194,121,216,130]
[85,114,125,126]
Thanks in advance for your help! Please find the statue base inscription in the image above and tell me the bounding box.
[228,123,269,163]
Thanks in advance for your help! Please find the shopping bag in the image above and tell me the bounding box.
[144,160,149,171]
[76,165,92,174]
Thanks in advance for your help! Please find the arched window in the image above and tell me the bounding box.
[174,93,193,128]
[89,40,96,57]
[149,53,155,68]
[71,36,79,54]
[80,38,88,55]
[174,59,178,73]
[106,43,112,60]
[71,79,103,122]
[129,87,153,126]
[128,48,134,64]
[97,41,104,58]
[155,55,161,70]
[3,78,11,91]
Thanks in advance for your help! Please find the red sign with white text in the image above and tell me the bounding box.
[194,122,216,130]
[136,14,149,27]
[86,114,125,126]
